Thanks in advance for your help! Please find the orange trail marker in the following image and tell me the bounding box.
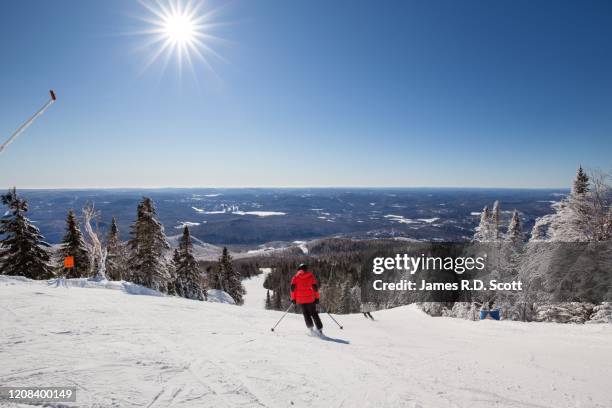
[63,256,75,269]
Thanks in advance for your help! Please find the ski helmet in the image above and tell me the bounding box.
[297,263,308,271]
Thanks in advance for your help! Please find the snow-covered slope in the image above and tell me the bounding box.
[1,276,611,408]
[242,268,271,309]
[167,234,223,260]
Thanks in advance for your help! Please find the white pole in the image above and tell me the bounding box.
[0,90,57,155]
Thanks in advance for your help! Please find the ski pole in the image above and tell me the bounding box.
[270,303,294,332]
[320,307,344,329]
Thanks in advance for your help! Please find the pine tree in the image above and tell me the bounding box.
[167,249,179,295]
[173,226,205,300]
[546,167,593,242]
[570,166,592,214]
[572,166,589,196]
[58,210,90,278]
[0,188,52,279]
[217,247,245,305]
[506,210,524,243]
[127,197,171,292]
[265,290,272,309]
[491,200,501,240]
[474,205,492,242]
[105,217,126,281]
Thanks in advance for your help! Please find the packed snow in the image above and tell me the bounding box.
[1,275,611,408]
[242,268,271,309]
[207,289,236,305]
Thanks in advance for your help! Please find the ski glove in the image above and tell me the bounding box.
[292,300,296,305]
[315,298,319,304]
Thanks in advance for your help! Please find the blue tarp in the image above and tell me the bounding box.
[480,309,500,320]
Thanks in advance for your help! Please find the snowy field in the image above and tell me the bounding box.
[1,276,611,408]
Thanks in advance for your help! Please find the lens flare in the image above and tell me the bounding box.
[135,0,226,79]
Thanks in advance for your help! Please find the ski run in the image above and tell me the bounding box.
[1,275,611,408]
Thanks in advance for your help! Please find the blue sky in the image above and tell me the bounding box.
[0,0,611,188]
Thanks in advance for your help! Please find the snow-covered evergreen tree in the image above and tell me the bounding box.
[0,188,52,279]
[474,205,492,242]
[506,210,524,243]
[515,167,612,320]
[491,200,501,240]
[58,209,90,278]
[127,197,171,292]
[173,226,205,301]
[487,210,526,319]
[529,214,554,241]
[105,217,126,281]
[572,165,589,196]
[217,247,245,305]
[585,171,612,241]
[544,167,594,242]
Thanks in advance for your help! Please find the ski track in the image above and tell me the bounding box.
[1,276,611,408]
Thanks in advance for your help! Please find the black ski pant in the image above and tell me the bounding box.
[301,302,323,330]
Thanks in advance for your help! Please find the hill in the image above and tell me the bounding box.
[1,275,610,407]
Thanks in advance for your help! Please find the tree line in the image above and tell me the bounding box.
[262,167,612,322]
[0,191,246,304]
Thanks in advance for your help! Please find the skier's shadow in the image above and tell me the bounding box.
[319,334,350,345]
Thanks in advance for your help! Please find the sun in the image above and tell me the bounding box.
[135,0,225,78]
[163,13,197,45]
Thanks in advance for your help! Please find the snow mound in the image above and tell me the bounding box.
[587,302,612,324]
[535,302,595,324]
[0,275,33,285]
[59,277,166,296]
[1,275,165,297]
[207,289,236,304]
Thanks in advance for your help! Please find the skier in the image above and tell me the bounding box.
[355,285,375,320]
[290,263,323,334]
[361,302,375,320]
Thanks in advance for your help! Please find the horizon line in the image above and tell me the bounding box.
[4,185,569,191]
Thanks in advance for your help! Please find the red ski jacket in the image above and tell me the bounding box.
[290,270,320,305]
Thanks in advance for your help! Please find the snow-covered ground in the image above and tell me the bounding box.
[1,276,611,408]
[166,234,223,261]
[242,268,271,309]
